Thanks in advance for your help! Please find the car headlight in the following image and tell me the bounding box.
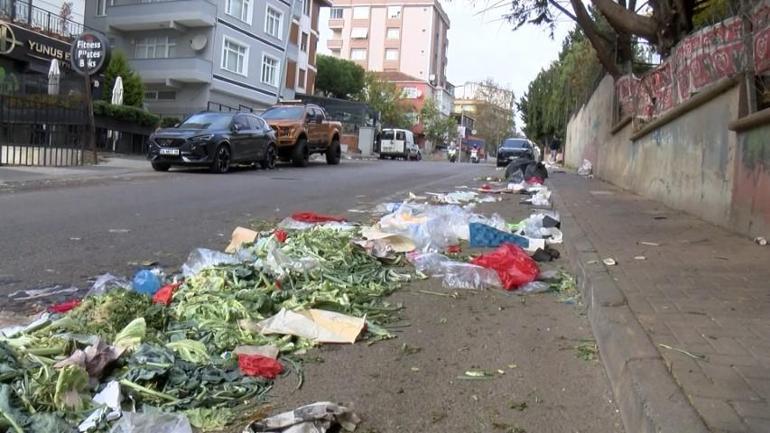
[190,134,214,142]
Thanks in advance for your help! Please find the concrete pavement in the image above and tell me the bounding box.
[550,171,770,433]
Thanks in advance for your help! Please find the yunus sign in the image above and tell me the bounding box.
[70,32,110,76]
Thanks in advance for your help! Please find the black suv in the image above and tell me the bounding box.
[497,138,538,167]
[147,112,278,173]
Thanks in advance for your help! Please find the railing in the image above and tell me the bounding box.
[0,0,89,40]
[109,0,215,7]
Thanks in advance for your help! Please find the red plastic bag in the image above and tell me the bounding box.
[48,299,81,314]
[274,229,288,243]
[447,245,462,254]
[291,212,346,223]
[471,243,539,290]
[153,283,180,306]
[238,354,284,379]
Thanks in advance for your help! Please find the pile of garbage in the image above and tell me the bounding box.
[0,215,408,433]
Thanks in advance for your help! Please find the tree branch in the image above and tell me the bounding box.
[591,0,658,42]
[569,0,622,78]
[548,0,578,22]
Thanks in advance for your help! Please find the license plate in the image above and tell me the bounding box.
[159,148,179,156]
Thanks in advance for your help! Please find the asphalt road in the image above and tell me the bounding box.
[0,159,480,310]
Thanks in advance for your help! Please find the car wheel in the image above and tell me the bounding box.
[416,152,422,161]
[151,162,170,172]
[260,144,277,169]
[326,139,341,165]
[210,144,231,173]
[292,138,309,167]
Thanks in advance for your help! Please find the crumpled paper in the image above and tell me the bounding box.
[248,309,366,344]
[242,402,360,433]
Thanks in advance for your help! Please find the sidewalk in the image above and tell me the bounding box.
[0,153,158,192]
[550,172,770,433]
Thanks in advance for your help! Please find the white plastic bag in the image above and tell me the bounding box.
[87,274,131,296]
[408,253,502,290]
[181,248,241,278]
[109,409,192,433]
[517,281,551,295]
[277,217,355,231]
[578,159,593,176]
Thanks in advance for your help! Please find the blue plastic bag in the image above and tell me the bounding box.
[469,223,529,249]
[132,270,161,296]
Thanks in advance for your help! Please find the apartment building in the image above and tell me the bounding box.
[325,0,453,114]
[84,0,328,118]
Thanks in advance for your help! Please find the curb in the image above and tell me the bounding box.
[550,184,709,433]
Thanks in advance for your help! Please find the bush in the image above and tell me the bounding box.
[161,116,181,128]
[93,100,160,128]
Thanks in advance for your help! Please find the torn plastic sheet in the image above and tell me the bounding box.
[408,252,502,290]
[0,312,50,338]
[181,248,241,278]
[109,407,192,433]
[277,217,355,231]
[87,274,131,296]
[78,381,122,432]
[8,285,80,301]
[242,402,360,433]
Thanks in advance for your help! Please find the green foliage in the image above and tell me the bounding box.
[93,100,160,128]
[315,54,366,99]
[102,50,144,107]
[357,73,413,128]
[471,78,517,154]
[420,98,456,146]
[693,0,734,29]
[161,116,181,128]
[519,28,603,144]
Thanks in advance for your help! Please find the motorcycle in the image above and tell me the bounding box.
[470,149,479,164]
[448,148,457,163]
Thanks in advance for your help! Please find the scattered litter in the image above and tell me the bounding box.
[469,222,530,249]
[243,402,360,433]
[109,408,192,433]
[131,269,161,295]
[458,369,494,380]
[108,229,130,234]
[70,237,81,241]
[225,226,259,253]
[634,256,647,261]
[577,159,593,176]
[238,354,283,379]
[252,308,366,344]
[47,299,81,313]
[87,273,131,296]
[602,258,617,266]
[291,212,346,223]
[755,237,767,246]
[653,216,668,220]
[658,343,708,361]
[8,285,79,301]
[639,241,660,247]
[409,252,502,290]
[517,281,551,294]
[180,248,240,278]
[472,244,539,290]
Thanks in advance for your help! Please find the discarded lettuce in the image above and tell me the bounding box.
[165,340,209,364]
[113,318,146,351]
[53,365,90,411]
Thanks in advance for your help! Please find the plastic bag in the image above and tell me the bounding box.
[109,409,192,433]
[87,274,131,296]
[469,223,529,249]
[471,244,539,290]
[525,189,551,207]
[181,248,240,278]
[578,159,593,176]
[132,270,161,296]
[291,212,346,223]
[517,281,551,295]
[262,245,319,277]
[408,253,501,289]
[508,169,525,183]
[277,217,355,231]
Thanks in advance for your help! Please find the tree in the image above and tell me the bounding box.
[504,0,712,77]
[102,50,144,107]
[469,79,516,155]
[420,98,457,147]
[315,55,366,99]
[357,73,413,128]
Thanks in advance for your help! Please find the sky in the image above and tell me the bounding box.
[318,1,573,104]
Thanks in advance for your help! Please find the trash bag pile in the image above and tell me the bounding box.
[0,219,410,433]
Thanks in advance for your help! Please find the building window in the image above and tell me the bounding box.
[352,6,368,19]
[145,90,176,100]
[350,28,367,39]
[300,32,308,52]
[330,7,343,19]
[350,48,366,60]
[387,6,401,19]
[261,55,279,87]
[135,37,176,59]
[303,0,310,16]
[385,48,398,61]
[265,6,283,39]
[225,0,251,23]
[222,38,248,75]
[298,68,306,89]
[386,27,399,40]
[96,0,106,16]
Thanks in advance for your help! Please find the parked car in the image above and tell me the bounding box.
[380,128,418,160]
[147,112,278,173]
[261,102,342,167]
[496,138,540,167]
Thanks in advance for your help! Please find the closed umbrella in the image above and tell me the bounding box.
[47,59,60,96]
[110,76,124,151]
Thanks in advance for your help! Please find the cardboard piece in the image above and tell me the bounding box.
[360,227,416,253]
[225,227,259,253]
[256,308,366,344]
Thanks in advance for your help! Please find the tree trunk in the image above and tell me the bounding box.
[569,0,622,78]
[592,0,659,43]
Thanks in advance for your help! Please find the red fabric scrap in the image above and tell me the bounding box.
[291,212,347,223]
[481,183,492,190]
[527,177,545,185]
[447,245,462,254]
[274,229,288,243]
[471,243,539,290]
[153,283,180,306]
[48,299,81,314]
[238,354,284,379]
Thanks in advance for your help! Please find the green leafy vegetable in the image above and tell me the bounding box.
[53,366,90,411]
[165,340,209,364]
[185,407,234,431]
[113,318,146,351]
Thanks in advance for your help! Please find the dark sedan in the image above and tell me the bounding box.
[496,138,540,167]
[147,112,278,173]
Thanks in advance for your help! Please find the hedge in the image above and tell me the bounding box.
[93,100,160,128]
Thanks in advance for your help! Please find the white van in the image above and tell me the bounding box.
[379,128,420,160]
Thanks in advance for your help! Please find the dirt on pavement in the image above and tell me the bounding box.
[270,170,624,433]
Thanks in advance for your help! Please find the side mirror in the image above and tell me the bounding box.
[173,123,180,128]
[232,123,241,133]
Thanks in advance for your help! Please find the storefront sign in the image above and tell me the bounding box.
[70,32,110,76]
[0,21,74,71]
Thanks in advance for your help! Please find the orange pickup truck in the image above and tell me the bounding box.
[261,102,342,167]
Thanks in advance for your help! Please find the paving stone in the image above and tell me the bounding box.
[731,401,770,420]
[745,417,770,433]
[689,397,748,432]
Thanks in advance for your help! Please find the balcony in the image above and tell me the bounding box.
[0,0,90,40]
[107,0,216,32]
[130,57,212,84]
[328,18,343,29]
[326,39,342,50]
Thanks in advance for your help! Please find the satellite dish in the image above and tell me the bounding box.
[190,35,208,51]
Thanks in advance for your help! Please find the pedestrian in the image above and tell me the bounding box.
[549,136,561,163]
